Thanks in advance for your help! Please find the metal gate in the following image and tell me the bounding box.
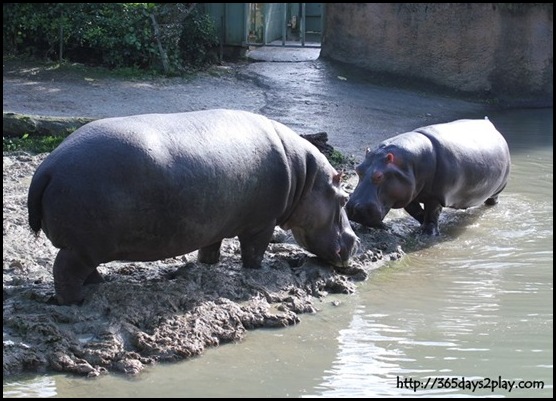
[200,3,322,49]
[245,3,322,48]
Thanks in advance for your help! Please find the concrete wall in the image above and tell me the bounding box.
[321,3,553,105]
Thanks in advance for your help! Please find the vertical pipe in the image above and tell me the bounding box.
[320,3,324,47]
[243,3,249,46]
[282,3,287,46]
[301,3,306,47]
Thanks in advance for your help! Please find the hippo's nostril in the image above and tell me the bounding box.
[338,231,359,262]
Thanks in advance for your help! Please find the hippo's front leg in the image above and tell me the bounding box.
[238,225,276,268]
[404,201,425,224]
[422,200,443,236]
[198,240,223,264]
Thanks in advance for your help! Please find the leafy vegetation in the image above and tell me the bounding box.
[328,149,356,170]
[3,133,68,154]
[3,3,220,74]
[179,8,220,68]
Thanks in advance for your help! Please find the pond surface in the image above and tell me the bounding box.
[3,108,552,398]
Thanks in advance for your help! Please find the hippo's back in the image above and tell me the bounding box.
[38,109,282,171]
[27,109,306,261]
[417,118,511,208]
[417,118,509,156]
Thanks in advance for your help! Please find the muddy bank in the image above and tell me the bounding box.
[3,151,404,378]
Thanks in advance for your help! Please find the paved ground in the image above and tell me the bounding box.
[247,44,321,62]
[3,49,495,161]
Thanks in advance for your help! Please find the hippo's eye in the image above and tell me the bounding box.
[372,171,384,184]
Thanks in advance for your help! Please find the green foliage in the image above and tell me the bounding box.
[179,9,220,68]
[3,3,58,58]
[328,149,356,170]
[3,3,220,74]
[3,133,67,154]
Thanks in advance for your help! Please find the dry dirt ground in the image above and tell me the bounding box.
[3,59,410,378]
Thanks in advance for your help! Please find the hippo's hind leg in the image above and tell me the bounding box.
[53,248,98,305]
[238,225,275,268]
[421,200,442,236]
[485,184,506,206]
[484,195,499,206]
[198,240,223,264]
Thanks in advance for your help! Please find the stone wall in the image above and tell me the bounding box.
[321,3,553,105]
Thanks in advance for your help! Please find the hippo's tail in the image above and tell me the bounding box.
[27,172,50,235]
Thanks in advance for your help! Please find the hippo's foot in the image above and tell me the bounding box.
[421,223,440,236]
[240,247,266,269]
[239,226,275,268]
[485,196,499,206]
[56,294,85,306]
[54,280,86,305]
[53,249,96,305]
[46,294,84,306]
[198,241,222,264]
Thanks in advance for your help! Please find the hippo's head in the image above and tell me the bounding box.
[283,168,359,268]
[346,147,416,227]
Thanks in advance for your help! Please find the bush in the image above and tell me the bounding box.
[3,3,220,73]
[179,9,220,68]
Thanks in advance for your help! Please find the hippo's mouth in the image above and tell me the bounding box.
[290,228,359,269]
[346,202,388,228]
[351,216,384,228]
[347,211,386,229]
[325,254,352,269]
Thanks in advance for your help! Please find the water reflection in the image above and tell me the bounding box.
[314,311,413,397]
[2,376,57,398]
[311,245,552,397]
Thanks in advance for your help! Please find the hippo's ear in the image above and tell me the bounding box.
[386,152,395,163]
[333,171,343,185]
[365,147,371,155]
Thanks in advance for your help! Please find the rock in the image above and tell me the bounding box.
[3,112,94,138]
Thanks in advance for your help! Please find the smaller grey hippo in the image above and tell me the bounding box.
[28,109,358,305]
[346,118,511,235]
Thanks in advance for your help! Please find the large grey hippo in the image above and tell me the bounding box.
[28,109,358,305]
[346,118,511,235]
